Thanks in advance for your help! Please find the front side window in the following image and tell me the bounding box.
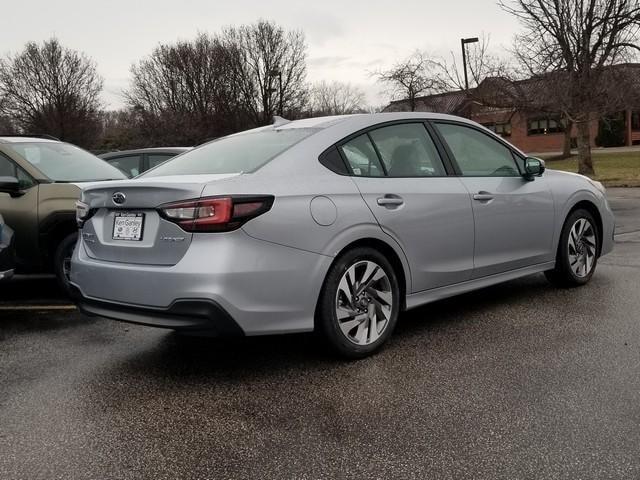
[6,142,126,182]
[148,153,176,170]
[368,123,445,177]
[0,153,15,178]
[632,111,640,131]
[435,123,520,177]
[0,152,36,189]
[108,155,142,178]
[339,134,384,177]
[143,128,317,177]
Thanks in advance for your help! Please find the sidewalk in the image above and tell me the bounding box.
[528,145,640,157]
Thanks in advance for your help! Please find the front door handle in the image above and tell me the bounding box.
[473,191,494,202]
[377,195,404,207]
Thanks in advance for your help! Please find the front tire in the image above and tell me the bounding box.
[54,232,78,295]
[545,209,599,287]
[316,247,400,358]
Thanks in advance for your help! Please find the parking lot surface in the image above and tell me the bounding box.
[1,190,640,479]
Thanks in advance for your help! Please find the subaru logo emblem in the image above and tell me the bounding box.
[112,192,126,205]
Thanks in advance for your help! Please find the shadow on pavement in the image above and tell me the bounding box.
[0,275,69,305]
[99,273,555,381]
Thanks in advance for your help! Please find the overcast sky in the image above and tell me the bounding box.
[2,0,520,109]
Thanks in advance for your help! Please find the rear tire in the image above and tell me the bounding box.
[54,233,78,295]
[545,209,599,287]
[316,247,400,358]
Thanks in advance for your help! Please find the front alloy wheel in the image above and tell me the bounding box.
[545,209,599,287]
[317,247,400,358]
[567,218,597,278]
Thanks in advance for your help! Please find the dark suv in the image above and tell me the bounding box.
[0,135,126,291]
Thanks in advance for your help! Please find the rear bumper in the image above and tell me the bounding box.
[71,285,243,335]
[70,229,333,335]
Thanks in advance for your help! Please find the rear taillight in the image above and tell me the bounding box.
[158,196,274,232]
[76,201,95,227]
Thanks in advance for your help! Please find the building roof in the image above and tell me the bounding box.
[383,63,640,116]
[384,90,471,115]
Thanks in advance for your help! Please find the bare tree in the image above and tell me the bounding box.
[0,38,103,147]
[221,20,308,125]
[125,33,241,145]
[375,51,439,111]
[309,81,366,116]
[500,0,640,175]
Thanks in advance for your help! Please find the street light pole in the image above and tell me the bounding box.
[269,69,283,116]
[460,37,479,91]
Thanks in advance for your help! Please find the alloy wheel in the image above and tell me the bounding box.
[568,218,597,278]
[335,260,393,345]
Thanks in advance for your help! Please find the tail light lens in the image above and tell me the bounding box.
[76,201,95,227]
[158,196,274,232]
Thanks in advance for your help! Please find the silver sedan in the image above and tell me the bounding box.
[70,113,614,358]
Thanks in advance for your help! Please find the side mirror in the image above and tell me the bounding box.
[0,176,22,197]
[524,157,545,179]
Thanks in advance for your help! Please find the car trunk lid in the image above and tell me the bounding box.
[78,174,239,265]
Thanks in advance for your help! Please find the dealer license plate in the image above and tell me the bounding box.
[112,212,144,241]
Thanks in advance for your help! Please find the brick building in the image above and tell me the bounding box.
[383,66,640,154]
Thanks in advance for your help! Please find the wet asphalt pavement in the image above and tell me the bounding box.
[1,190,640,479]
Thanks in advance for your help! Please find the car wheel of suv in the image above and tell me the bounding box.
[317,247,400,358]
[545,209,599,287]
[54,232,78,295]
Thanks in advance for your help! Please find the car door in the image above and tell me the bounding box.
[0,152,39,266]
[342,122,475,293]
[432,121,555,278]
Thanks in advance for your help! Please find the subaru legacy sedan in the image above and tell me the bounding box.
[70,113,614,358]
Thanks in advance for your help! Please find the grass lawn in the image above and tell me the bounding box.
[541,150,640,187]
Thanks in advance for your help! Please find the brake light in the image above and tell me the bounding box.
[76,201,95,227]
[158,196,274,232]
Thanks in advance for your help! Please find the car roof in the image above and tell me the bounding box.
[0,136,59,144]
[99,147,191,159]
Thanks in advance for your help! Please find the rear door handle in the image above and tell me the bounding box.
[473,192,494,202]
[377,195,404,207]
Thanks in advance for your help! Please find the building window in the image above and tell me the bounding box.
[482,122,512,137]
[632,111,640,131]
[527,115,565,135]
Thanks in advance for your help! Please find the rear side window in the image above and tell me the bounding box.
[142,128,317,177]
[339,134,384,177]
[435,123,520,177]
[369,123,445,177]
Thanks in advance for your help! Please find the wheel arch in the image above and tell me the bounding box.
[567,200,604,256]
[323,237,409,312]
[39,212,78,267]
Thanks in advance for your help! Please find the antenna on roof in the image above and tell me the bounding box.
[272,116,291,127]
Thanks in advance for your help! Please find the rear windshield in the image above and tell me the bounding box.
[141,128,317,177]
[8,142,126,182]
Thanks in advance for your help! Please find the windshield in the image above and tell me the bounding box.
[7,142,126,182]
[141,128,317,177]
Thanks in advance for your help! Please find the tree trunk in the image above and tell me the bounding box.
[561,118,573,158]
[576,117,595,176]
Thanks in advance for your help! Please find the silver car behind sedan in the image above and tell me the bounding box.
[70,113,614,358]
